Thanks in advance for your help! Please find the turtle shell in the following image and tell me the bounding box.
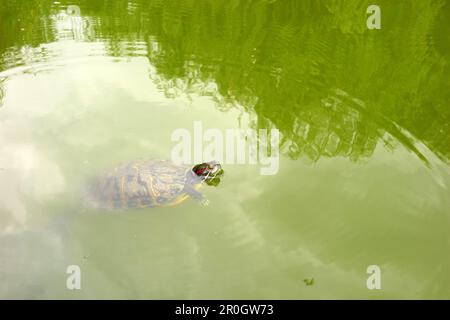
[84,159,196,209]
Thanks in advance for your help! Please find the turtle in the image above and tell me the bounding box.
[83,159,224,209]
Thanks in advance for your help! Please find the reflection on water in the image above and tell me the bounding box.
[1,0,448,163]
[0,0,449,299]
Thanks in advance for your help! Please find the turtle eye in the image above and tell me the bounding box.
[210,166,218,174]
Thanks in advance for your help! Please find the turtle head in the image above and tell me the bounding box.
[192,161,224,186]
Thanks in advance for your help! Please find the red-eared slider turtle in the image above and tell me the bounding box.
[84,159,223,209]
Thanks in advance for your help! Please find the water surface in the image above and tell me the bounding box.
[0,0,449,299]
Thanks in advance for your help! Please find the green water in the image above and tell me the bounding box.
[0,0,449,299]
